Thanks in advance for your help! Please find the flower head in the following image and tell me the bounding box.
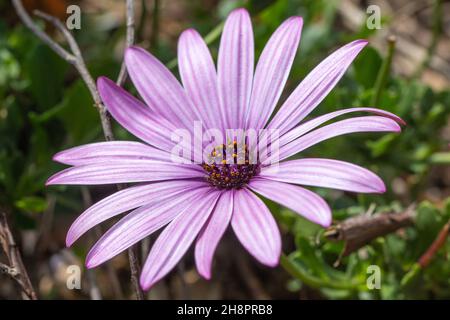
[47,8,403,290]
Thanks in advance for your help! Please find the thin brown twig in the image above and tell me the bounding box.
[11,0,76,63]
[418,219,450,268]
[30,8,114,141]
[12,0,144,299]
[0,211,37,300]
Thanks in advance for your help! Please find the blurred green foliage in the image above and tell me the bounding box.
[0,0,449,299]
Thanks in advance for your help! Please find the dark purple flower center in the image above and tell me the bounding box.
[202,141,260,189]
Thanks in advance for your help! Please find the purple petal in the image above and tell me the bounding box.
[66,180,207,246]
[125,46,198,130]
[140,190,221,290]
[86,186,211,268]
[178,29,224,130]
[53,141,175,166]
[260,158,386,193]
[248,178,331,227]
[245,16,303,130]
[231,188,281,267]
[195,190,233,279]
[218,8,254,129]
[280,107,405,147]
[269,40,368,134]
[46,160,203,185]
[277,116,401,161]
[97,77,177,152]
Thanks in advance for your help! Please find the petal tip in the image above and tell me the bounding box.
[319,217,332,228]
[85,259,96,269]
[96,76,114,93]
[139,276,154,292]
[65,235,74,248]
[231,7,250,16]
[288,16,304,25]
[356,39,369,45]
[45,175,57,186]
[265,257,280,268]
[199,269,212,280]
[377,182,387,193]
[124,46,147,64]
[52,152,64,163]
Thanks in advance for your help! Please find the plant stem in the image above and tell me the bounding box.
[371,35,396,106]
[150,0,160,50]
[280,253,362,291]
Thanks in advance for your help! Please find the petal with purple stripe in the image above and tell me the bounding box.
[195,190,234,279]
[46,160,203,185]
[125,46,198,130]
[248,178,331,227]
[280,107,405,147]
[53,141,175,166]
[277,116,401,161]
[66,180,208,246]
[231,188,281,267]
[86,186,211,268]
[97,77,177,152]
[217,8,254,129]
[260,158,386,193]
[268,40,368,134]
[246,16,303,130]
[178,29,223,130]
[140,190,221,290]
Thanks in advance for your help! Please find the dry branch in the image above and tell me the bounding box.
[325,205,416,257]
[0,211,37,300]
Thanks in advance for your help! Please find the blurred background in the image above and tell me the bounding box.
[0,0,449,299]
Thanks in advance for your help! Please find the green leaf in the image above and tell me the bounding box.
[24,44,67,111]
[15,196,47,213]
[56,80,101,143]
[353,46,382,89]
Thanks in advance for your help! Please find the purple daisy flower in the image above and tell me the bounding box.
[47,8,404,290]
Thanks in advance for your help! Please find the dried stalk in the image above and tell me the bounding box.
[0,211,37,300]
[325,205,416,257]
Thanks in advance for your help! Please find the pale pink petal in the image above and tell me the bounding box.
[140,190,221,290]
[260,158,386,193]
[245,16,303,130]
[248,178,331,227]
[195,190,233,279]
[66,180,208,246]
[178,29,223,130]
[277,116,401,161]
[231,188,281,267]
[269,40,368,134]
[46,160,203,185]
[280,107,405,147]
[97,77,177,152]
[217,8,254,129]
[53,141,175,165]
[125,46,198,130]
